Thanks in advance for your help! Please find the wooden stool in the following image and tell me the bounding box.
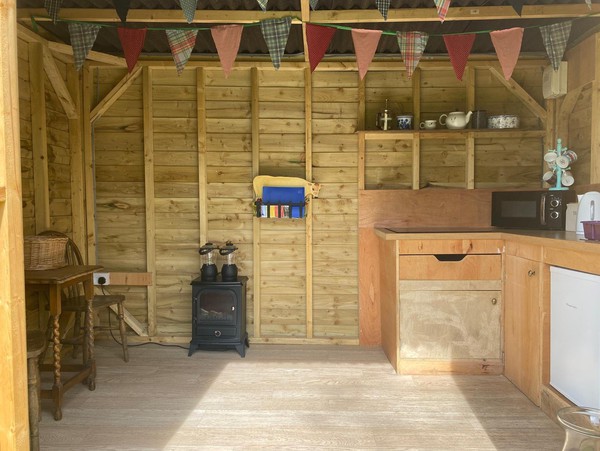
[26,330,47,451]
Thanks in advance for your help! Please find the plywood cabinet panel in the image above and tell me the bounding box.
[399,254,501,280]
[399,289,501,359]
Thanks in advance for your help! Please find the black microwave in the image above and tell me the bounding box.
[491,190,576,230]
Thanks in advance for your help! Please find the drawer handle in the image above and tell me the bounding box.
[434,254,467,262]
[491,298,497,305]
[214,330,222,337]
[528,270,536,277]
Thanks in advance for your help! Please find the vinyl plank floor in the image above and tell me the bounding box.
[38,342,565,450]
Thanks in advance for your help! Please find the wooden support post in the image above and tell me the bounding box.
[82,66,96,263]
[358,132,366,190]
[197,68,207,245]
[357,75,366,133]
[412,68,421,124]
[466,66,475,112]
[251,67,261,339]
[304,67,313,338]
[0,0,29,447]
[29,42,50,233]
[143,66,157,337]
[591,33,600,183]
[412,137,420,190]
[67,65,86,252]
[466,132,475,189]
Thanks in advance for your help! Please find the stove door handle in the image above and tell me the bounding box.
[214,330,222,337]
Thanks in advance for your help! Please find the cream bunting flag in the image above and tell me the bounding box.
[211,25,243,78]
[490,27,524,80]
[351,29,382,80]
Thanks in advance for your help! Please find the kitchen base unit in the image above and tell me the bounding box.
[379,238,504,375]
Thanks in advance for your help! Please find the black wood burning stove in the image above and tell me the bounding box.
[189,275,249,357]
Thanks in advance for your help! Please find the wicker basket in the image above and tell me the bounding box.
[23,236,68,270]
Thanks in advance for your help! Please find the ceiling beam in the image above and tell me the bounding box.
[17,4,600,24]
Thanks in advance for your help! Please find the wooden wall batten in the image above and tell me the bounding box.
[304,66,313,338]
[252,67,261,339]
[197,68,208,245]
[143,66,157,337]
[82,66,95,262]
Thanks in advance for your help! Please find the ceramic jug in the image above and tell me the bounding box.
[439,111,473,129]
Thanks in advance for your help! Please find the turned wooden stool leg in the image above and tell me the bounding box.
[27,330,47,451]
[117,302,129,362]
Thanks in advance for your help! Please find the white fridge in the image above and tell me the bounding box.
[551,266,600,409]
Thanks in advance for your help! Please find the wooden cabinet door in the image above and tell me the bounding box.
[504,254,542,405]
[399,288,502,359]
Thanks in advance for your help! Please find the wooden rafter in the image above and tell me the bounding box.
[42,45,78,119]
[17,4,600,24]
[90,65,143,123]
[300,0,311,64]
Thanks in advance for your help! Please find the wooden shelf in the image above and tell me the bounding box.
[358,129,545,140]
[0,186,6,203]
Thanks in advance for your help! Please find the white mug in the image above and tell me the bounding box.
[420,120,436,130]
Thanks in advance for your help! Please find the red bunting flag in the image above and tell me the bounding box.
[443,33,476,81]
[118,27,146,73]
[351,29,382,80]
[490,27,524,80]
[211,25,243,78]
[306,24,336,72]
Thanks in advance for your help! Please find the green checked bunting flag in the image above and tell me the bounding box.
[257,0,267,11]
[434,0,451,22]
[179,0,198,23]
[540,21,572,71]
[310,0,319,10]
[68,23,101,71]
[166,29,198,75]
[586,0,591,9]
[396,31,429,79]
[376,0,391,20]
[260,17,292,70]
[44,0,62,23]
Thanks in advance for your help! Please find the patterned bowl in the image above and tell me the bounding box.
[488,114,520,129]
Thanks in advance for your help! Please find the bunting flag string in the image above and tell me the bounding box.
[434,0,452,22]
[540,21,572,71]
[396,31,429,79]
[113,0,130,23]
[306,23,336,72]
[376,0,391,20]
[68,22,101,70]
[444,33,476,81]
[211,24,243,78]
[118,27,146,72]
[260,17,292,70]
[166,29,198,75]
[43,8,600,80]
[490,27,524,80]
[44,0,62,23]
[179,0,198,24]
[352,29,382,79]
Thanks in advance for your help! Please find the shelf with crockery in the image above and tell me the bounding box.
[358,129,545,140]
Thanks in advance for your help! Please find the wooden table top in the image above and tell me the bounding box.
[25,265,103,285]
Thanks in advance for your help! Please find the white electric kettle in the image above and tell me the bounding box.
[576,191,600,234]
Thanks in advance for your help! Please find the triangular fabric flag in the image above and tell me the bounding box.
[68,23,101,71]
[490,27,524,80]
[396,31,429,79]
[586,0,592,10]
[540,21,572,71]
[351,29,382,80]
[434,0,452,22]
[166,29,198,75]
[260,17,292,70]
[257,0,267,11]
[117,27,146,73]
[310,0,319,10]
[211,24,243,78]
[508,0,524,16]
[113,0,130,23]
[376,0,391,20]
[443,33,476,81]
[44,0,62,23]
[179,0,198,23]
[306,24,336,72]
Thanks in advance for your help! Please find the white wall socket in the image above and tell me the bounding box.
[93,272,110,285]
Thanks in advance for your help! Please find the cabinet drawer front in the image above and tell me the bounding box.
[398,239,503,255]
[399,254,501,280]
[399,290,502,360]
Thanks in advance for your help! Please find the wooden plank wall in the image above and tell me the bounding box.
[18,38,34,236]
